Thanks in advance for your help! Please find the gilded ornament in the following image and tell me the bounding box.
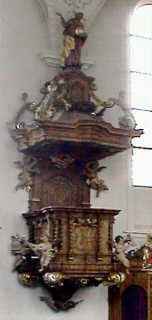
[80,278,89,286]
[43,272,64,286]
[142,233,152,269]
[103,272,127,286]
[18,272,38,287]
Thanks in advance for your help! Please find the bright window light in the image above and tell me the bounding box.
[130,4,152,187]
[131,73,152,109]
[130,6,152,37]
[130,36,152,73]
[132,148,152,187]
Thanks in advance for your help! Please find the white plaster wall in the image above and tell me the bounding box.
[0,0,150,319]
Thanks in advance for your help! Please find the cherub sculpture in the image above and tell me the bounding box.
[84,161,109,197]
[11,233,59,272]
[25,236,58,272]
[114,235,130,273]
[109,91,137,130]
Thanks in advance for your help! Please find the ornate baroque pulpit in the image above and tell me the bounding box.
[9,11,142,312]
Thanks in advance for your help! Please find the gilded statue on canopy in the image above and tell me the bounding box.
[57,12,87,67]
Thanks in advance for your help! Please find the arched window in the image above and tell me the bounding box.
[130,3,152,187]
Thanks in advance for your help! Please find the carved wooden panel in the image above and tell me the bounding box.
[23,207,119,277]
[29,162,90,210]
[71,225,97,254]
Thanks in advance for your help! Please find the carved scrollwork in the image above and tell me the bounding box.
[50,153,75,168]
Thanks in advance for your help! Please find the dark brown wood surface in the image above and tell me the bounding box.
[108,271,152,320]
[23,207,120,276]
